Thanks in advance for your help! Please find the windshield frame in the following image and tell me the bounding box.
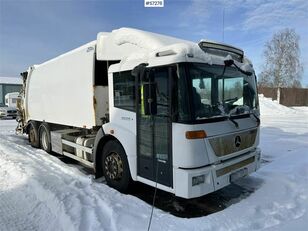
[174,62,258,124]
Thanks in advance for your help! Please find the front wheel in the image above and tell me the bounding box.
[102,140,131,193]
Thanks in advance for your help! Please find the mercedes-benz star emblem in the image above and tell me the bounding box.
[235,136,241,148]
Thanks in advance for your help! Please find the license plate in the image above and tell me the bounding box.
[230,168,248,182]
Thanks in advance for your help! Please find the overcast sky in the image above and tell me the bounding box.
[0,0,307,85]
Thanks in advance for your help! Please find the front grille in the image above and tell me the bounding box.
[209,129,257,157]
[7,110,17,113]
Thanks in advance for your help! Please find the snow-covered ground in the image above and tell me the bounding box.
[0,96,307,231]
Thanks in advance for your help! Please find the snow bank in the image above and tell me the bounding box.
[259,94,308,134]
[259,94,297,116]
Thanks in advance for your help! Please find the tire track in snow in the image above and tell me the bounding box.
[0,132,123,231]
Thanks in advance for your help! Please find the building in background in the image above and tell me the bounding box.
[0,77,22,107]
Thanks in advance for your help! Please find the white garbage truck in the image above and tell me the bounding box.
[17,28,261,198]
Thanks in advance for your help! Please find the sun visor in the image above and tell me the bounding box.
[96,32,146,61]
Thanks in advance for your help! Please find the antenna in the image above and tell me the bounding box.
[222,7,225,42]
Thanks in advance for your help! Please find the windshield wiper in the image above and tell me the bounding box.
[251,111,260,125]
[224,96,239,105]
[229,105,250,116]
[216,103,239,128]
[228,116,239,128]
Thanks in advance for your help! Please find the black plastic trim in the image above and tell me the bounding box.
[93,127,105,172]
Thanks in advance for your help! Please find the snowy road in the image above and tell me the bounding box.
[0,120,156,231]
[0,96,308,231]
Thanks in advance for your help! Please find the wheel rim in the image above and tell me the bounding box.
[41,130,48,150]
[104,152,123,180]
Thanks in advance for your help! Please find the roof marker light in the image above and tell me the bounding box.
[156,50,177,57]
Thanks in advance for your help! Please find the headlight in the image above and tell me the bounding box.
[192,175,205,186]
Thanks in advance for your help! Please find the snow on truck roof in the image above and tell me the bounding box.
[96,28,253,72]
[0,77,22,85]
[32,27,252,72]
[97,27,218,65]
[96,27,193,60]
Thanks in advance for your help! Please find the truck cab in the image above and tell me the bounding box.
[103,34,261,198]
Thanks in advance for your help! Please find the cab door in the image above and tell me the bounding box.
[136,67,172,187]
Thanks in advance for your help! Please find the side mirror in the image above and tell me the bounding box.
[132,63,157,116]
[131,63,148,79]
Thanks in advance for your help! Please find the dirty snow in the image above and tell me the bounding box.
[0,96,308,231]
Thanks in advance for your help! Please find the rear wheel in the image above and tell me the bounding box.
[102,140,131,193]
[28,121,40,148]
[39,123,52,153]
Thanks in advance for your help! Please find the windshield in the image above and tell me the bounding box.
[176,63,258,122]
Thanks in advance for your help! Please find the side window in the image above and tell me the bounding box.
[153,68,169,116]
[192,77,212,105]
[113,71,135,111]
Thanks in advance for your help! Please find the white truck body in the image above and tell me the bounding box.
[19,28,261,199]
[25,41,108,128]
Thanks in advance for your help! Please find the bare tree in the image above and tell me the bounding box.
[259,28,303,88]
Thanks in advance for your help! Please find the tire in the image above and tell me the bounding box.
[102,140,131,193]
[39,123,52,153]
[28,121,40,148]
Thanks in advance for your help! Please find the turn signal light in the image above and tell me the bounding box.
[185,130,207,139]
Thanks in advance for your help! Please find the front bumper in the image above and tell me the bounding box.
[0,113,17,118]
[174,148,261,199]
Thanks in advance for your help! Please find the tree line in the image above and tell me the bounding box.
[258,28,303,88]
